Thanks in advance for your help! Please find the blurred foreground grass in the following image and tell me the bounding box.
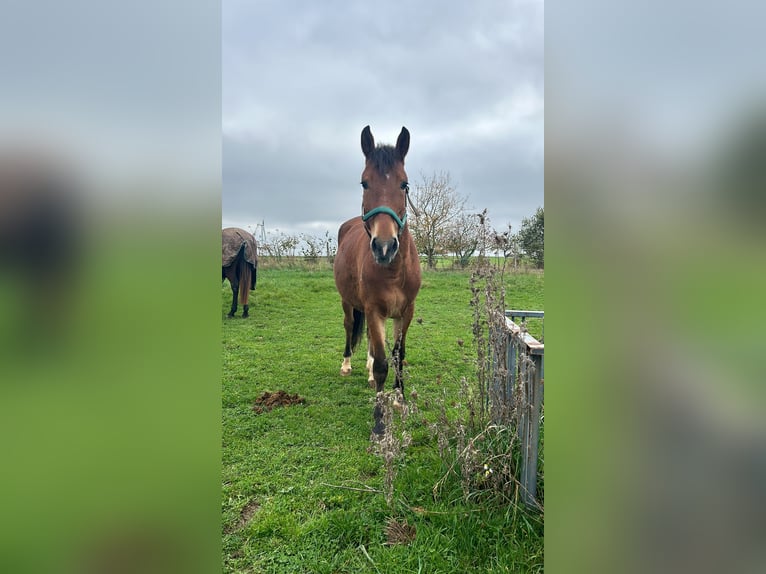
[0,210,221,573]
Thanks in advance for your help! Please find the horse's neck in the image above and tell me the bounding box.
[397,229,415,265]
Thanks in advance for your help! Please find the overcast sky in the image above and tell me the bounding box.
[222,0,543,240]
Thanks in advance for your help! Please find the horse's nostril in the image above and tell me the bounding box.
[370,236,399,261]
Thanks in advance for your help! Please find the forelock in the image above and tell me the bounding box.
[367,145,399,176]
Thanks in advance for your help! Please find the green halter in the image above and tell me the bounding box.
[361,206,407,235]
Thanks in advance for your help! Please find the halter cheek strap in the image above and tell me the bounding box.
[361,206,407,235]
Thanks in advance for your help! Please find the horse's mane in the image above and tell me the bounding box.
[368,145,399,176]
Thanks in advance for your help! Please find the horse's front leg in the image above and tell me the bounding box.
[392,304,414,407]
[366,333,375,388]
[368,313,389,435]
[340,302,355,375]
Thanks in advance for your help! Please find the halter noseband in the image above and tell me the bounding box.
[361,206,407,236]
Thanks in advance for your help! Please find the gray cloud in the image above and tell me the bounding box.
[223,0,543,236]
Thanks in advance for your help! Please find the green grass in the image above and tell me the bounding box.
[222,268,544,573]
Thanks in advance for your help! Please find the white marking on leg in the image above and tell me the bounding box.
[367,319,387,387]
[366,348,374,384]
[340,356,352,376]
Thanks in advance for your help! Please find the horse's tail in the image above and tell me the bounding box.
[350,308,365,353]
[237,248,251,306]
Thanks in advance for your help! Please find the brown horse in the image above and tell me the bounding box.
[222,227,258,318]
[334,126,421,434]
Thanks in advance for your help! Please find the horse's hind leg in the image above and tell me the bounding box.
[241,261,252,318]
[228,275,238,317]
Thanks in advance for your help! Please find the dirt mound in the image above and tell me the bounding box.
[252,390,306,414]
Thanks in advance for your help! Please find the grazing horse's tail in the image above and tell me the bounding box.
[350,308,365,353]
[237,246,252,306]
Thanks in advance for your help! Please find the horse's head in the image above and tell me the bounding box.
[360,125,410,266]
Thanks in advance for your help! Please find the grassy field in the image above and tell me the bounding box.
[222,267,544,573]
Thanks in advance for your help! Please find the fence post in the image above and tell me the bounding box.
[507,330,516,414]
[501,311,544,509]
[521,352,543,508]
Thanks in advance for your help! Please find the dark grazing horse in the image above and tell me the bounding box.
[0,151,81,352]
[222,227,258,318]
[333,126,421,434]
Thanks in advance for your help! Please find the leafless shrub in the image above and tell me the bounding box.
[368,214,542,510]
[430,218,542,508]
[370,389,411,507]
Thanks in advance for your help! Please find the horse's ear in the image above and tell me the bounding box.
[361,125,374,158]
[396,127,410,161]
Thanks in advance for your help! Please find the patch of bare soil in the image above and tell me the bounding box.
[252,390,306,414]
[384,517,416,546]
[225,499,260,534]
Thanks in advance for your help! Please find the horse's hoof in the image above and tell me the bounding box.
[340,367,352,376]
[227,313,235,318]
[242,313,249,318]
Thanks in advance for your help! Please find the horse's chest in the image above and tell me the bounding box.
[355,276,410,317]
[382,289,407,317]
[365,280,412,318]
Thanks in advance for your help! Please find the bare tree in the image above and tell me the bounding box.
[322,230,336,262]
[493,222,520,270]
[445,210,481,268]
[260,230,299,262]
[409,171,467,269]
[299,231,337,264]
[300,233,322,263]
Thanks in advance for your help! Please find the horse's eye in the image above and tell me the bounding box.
[400,182,409,191]
[361,181,368,190]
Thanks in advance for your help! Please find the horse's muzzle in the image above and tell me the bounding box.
[370,236,399,265]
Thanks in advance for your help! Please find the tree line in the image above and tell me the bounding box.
[253,171,543,269]
[407,172,543,269]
